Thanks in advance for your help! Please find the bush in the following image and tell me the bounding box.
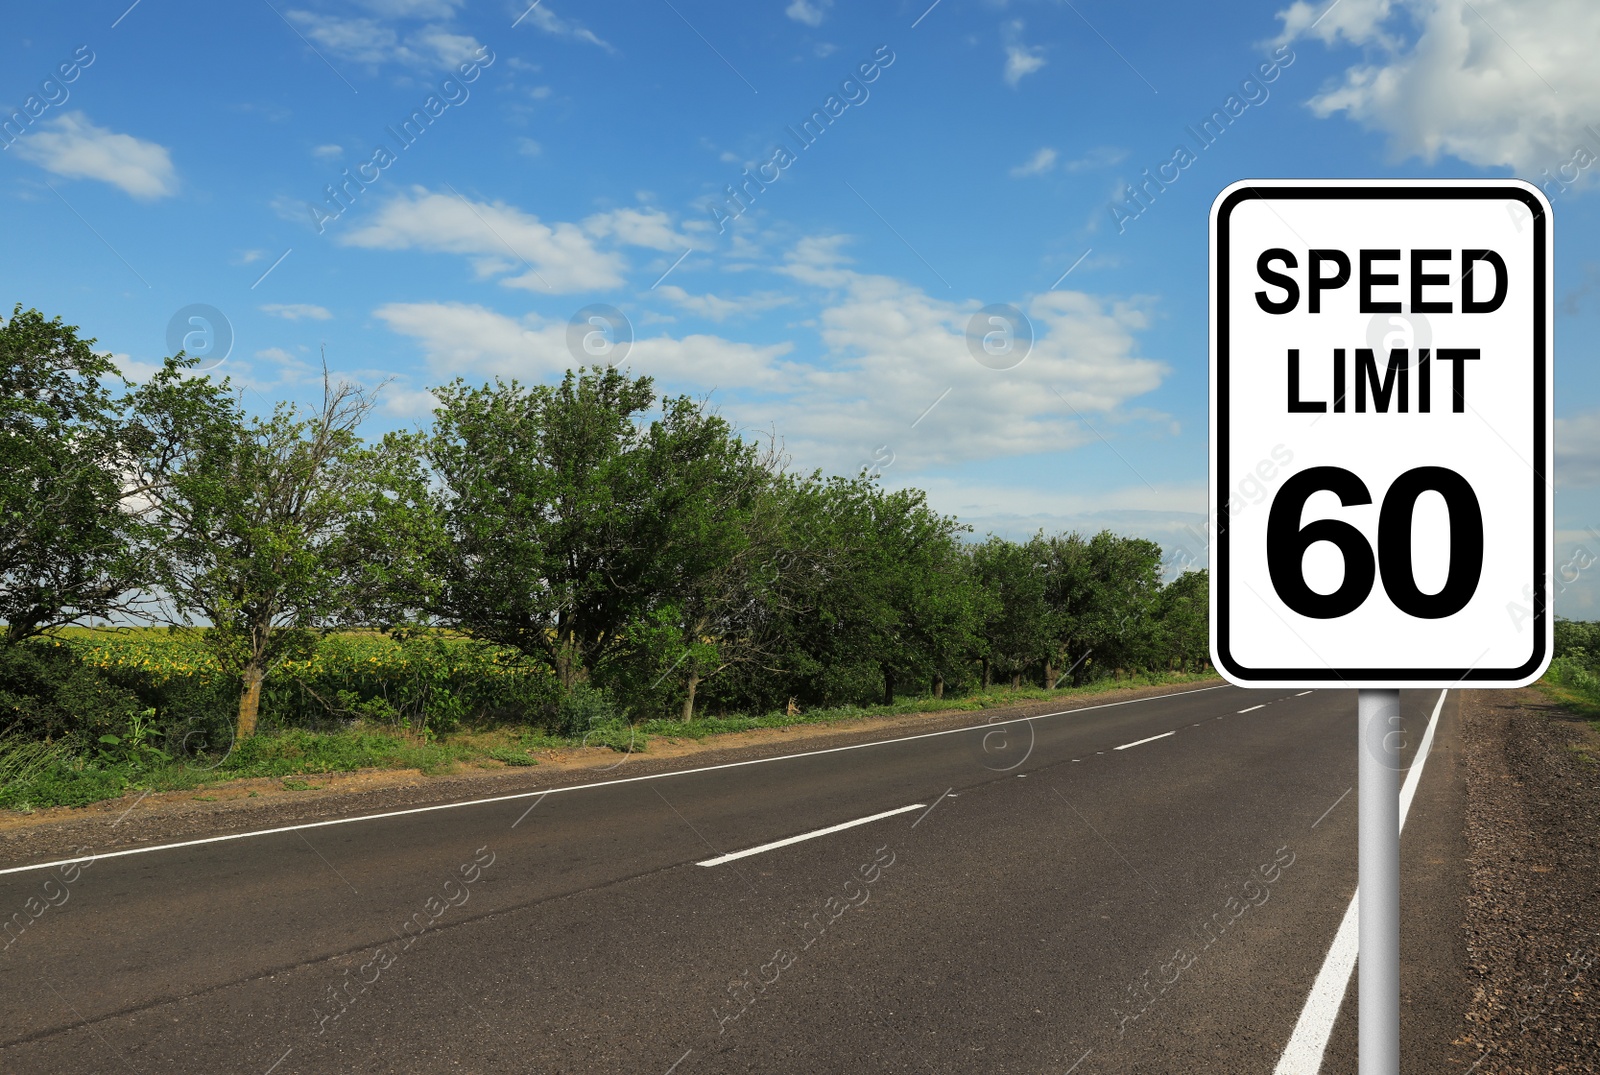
[0,638,143,741]
[548,682,620,737]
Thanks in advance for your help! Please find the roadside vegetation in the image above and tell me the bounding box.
[1,304,1214,812]
[1535,619,1600,720]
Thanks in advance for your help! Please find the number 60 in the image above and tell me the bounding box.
[1265,466,1484,619]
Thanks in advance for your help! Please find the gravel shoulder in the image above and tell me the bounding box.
[1456,687,1600,1075]
[0,678,1221,870]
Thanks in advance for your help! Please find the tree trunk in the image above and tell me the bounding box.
[1044,661,1055,690]
[555,634,579,691]
[932,674,944,699]
[681,671,699,723]
[882,669,895,706]
[1011,672,1021,689]
[237,661,265,740]
[982,657,991,689]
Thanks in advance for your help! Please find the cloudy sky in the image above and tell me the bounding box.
[4,0,1600,612]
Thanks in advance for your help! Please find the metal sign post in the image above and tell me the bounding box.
[1358,688,1401,1074]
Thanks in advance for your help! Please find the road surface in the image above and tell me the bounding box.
[0,685,1472,1073]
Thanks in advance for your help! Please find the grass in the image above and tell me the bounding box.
[0,669,1217,813]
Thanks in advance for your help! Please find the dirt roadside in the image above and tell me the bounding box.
[1454,688,1600,1075]
[0,678,1221,869]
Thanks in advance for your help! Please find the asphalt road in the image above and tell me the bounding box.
[0,684,1473,1074]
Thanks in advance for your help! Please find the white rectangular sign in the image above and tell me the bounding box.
[1210,180,1552,688]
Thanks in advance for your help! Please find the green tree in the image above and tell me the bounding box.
[400,367,770,706]
[0,306,149,644]
[769,474,977,706]
[137,365,381,739]
[971,535,1050,689]
[1151,568,1209,672]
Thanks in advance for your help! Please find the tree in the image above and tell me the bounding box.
[971,534,1050,689]
[767,474,977,706]
[401,367,769,705]
[1152,569,1208,672]
[1043,530,1164,685]
[0,306,149,644]
[137,364,381,739]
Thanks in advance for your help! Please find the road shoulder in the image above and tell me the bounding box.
[1455,687,1600,1074]
[0,677,1223,870]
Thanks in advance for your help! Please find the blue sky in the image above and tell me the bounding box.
[5,0,1600,612]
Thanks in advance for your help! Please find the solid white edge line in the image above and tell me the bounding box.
[1271,688,1448,1075]
[1114,730,1176,751]
[0,684,1231,878]
[1238,704,1266,713]
[695,803,925,866]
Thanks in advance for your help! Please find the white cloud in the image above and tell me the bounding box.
[1010,147,1057,177]
[256,347,299,364]
[286,11,487,70]
[312,144,343,160]
[582,207,687,251]
[1280,0,1600,179]
[1556,410,1600,487]
[1065,146,1128,172]
[355,0,462,17]
[1002,21,1046,87]
[1275,0,1401,48]
[763,236,1169,473]
[372,301,793,389]
[13,112,176,199]
[786,0,831,27]
[516,137,542,157]
[339,186,627,292]
[517,4,613,52]
[655,285,792,321]
[234,250,267,265]
[260,303,333,321]
[104,351,164,385]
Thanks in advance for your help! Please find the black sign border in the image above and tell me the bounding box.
[1214,183,1548,683]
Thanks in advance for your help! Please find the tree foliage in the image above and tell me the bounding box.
[2,305,1214,740]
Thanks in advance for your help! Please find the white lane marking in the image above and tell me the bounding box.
[696,804,925,866]
[0,684,1229,878]
[1238,705,1266,713]
[1272,689,1448,1075]
[1296,691,1314,697]
[1114,731,1175,751]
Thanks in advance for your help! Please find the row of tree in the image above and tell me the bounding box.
[1,305,1209,742]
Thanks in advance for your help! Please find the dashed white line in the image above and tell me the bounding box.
[1238,704,1265,713]
[1114,731,1175,751]
[1296,691,1313,696]
[696,804,925,866]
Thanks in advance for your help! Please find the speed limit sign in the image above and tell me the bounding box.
[1209,180,1552,687]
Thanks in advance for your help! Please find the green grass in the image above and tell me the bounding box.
[0,669,1217,812]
